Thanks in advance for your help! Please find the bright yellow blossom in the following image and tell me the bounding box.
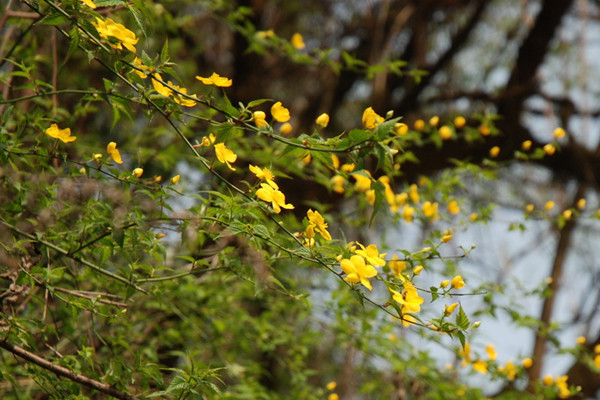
[340,255,377,290]
[522,140,532,150]
[195,72,232,87]
[256,180,294,213]
[525,203,535,212]
[171,175,180,184]
[440,280,450,288]
[545,200,555,211]
[544,143,556,155]
[576,336,586,345]
[522,357,533,368]
[422,201,439,220]
[394,122,409,135]
[93,153,103,161]
[489,146,500,157]
[451,275,465,289]
[80,0,97,8]
[391,281,424,313]
[291,33,306,49]
[454,116,466,128]
[214,142,237,170]
[413,265,423,275]
[132,168,143,178]
[132,57,150,78]
[171,83,197,107]
[444,303,459,316]
[389,255,406,276]
[542,375,553,386]
[439,125,452,140]
[352,172,373,192]
[441,234,452,243]
[326,381,337,391]
[279,122,293,135]
[554,127,566,139]
[331,175,345,193]
[486,344,497,361]
[413,119,425,131]
[93,18,138,52]
[341,163,356,172]
[408,184,419,203]
[353,243,386,267]
[362,107,384,129]
[271,101,290,122]
[316,113,330,127]
[576,198,586,210]
[328,394,339,400]
[479,124,491,136]
[252,111,268,128]
[307,209,332,241]
[472,360,488,374]
[448,200,460,214]
[45,124,76,143]
[249,165,275,182]
[429,116,439,127]
[152,73,173,97]
[107,142,123,164]
[555,375,570,399]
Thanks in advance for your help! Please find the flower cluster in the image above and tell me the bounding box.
[93,18,138,52]
[251,165,294,214]
[338,242,386,291]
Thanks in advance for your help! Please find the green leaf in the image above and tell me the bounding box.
[39,13,70,26]
[456,306,470,330]
[455,331,466,349]
[348,129,371,143]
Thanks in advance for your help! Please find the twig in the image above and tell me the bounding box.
[0,340,139,400]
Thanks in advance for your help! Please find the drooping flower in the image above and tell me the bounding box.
[152,73,173,97]
[307,209,332,241]
[271,101,290,122]
[255,180,294,213]
[340,255,377,290]
[291,33,306,50]
[93,18,138,52]
[107,142,123,164]
[362,107,384,129]
[354,243,386,267]
[214,142,237,171]
[45,124,76,143]
[195,72,232,87]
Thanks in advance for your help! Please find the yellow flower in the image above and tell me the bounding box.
[522,140,532,150]
[447,200,460,215]
[422,201,439,220]
[195,72,232,87]
[451,275,465,289]
[486,344,497,361]
[252,111,268,128]
[409,184,419,203]
[107,142,123,164]
[454,116,466,128]
[479,124,491,136]
[307,209,332,241]
[576,336,586,345]
[554,127,566,139]
[439,125,452,140]
[152,73,173,97]
[472,360,488,374]
[352,172,373,192]
[256,29,275,39]
[505,361,517,381]
[93,153,103,161]
[555,375,570,399]
[429,115,439,127]
[413,119,425,131]
[391,282,424,313]
[440,280,450,288]
[171,174,180,184]
[279,122,293,135]
[249,165,275,182]
[444,303,459,316]
[45,124,76,143]
[365,189,375,205]
[401,313,417,327]
[328,394,339,400]
[199,133,216,147]
[316,113,330,127]
[326,381,337,391]
[543,143,556,155]
[576,198,586,210]
[214,142,237,170]
[132,168,143,178]
[341,163,356,172]
[256,180,294,213]
[340,255,377,290]
[522,357,533,368]
[389,255,406,276]
[394,122,409,135]
[271,101,290,122]
[354,243,386,267]
[441,234,452,243]
[595,354,600,368]
[413,265,423,275]
[545,200,555,211]
[171,83,197,107]
[93,18,138,52]
[132,57,150,78]
[489,146,500,158]
[402,205,415,223]
[542,375,553,386]
[525,203,534,212]
[291,33,305,50]
[331,175,345,193]
[362,107,384,129]
[562,209,572,220]
[80,0,97,9]
[301,153,311,164]
[331,154,340,169]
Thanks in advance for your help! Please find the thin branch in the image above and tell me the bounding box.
[0,340,139,400]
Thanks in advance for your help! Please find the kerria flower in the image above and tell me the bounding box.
[340,255,377,290]
[93,18,138,52]
[255,180,294,213]
[196,72,232,87]
[107,142,123,164]
[271,102,290,123]
[306,209,332,241]
[214,142,237,171]
[45,124,76,143]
